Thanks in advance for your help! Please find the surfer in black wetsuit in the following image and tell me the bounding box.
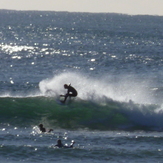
[60,84,78,103]
[55,139,64,148]
[38,124,53,133]
[54,139,75,148]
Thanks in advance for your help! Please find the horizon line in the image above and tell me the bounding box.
[0,8,163,17]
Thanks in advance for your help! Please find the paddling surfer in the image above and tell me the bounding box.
[54,139,75,148]
[38,124,53,133]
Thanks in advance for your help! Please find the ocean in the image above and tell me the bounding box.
[0,9,163,162]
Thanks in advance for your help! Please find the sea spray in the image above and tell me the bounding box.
[39,72,155,104]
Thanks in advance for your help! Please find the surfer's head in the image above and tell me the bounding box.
[57,139,61,143]
[55,139,63,148]
[39,124,43,128]
[64,84,68,88]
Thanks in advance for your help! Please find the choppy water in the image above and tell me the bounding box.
[0,10,163,162]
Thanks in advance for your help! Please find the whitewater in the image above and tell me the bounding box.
[0,10,163,162]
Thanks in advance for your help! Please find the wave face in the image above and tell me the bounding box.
[0,95,163,131]
[1,71,163,131]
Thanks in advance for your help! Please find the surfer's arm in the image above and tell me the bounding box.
[69,140,75,148]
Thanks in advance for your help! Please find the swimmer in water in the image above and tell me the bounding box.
[54,139,75,148]
[38,124,53,133]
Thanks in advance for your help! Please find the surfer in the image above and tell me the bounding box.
[54,139,75,148]
[38,124,53,133]
[55,139,64,148]
[60,84,78,103]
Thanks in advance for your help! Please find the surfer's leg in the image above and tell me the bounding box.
[63,94,69,102]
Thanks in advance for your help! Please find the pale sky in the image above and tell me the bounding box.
[0,0,163,16]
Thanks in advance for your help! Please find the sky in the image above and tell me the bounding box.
[0,0,163,16]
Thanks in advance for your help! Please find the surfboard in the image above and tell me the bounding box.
[56,99,65,105]
[59,95,65,102]
[32,126,53,134]
[56,95,76,105]
[33,126,42,134]
[56,96,65,105]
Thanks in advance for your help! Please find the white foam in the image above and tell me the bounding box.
[39,72,154,104]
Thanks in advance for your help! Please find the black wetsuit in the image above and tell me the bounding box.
[63,85,78,102]
[67,85,78,97]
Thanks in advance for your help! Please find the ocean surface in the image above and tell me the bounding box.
[0,10,163,162]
